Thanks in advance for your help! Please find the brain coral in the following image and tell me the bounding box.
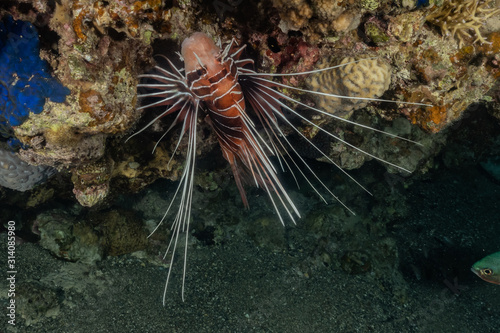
[0,147,56,191]
[307,57,392,118]
[0,15,70,138]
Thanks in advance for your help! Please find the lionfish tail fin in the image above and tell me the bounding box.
[228,156,250,209]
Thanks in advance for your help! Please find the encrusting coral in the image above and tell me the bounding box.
[426,0,500,47]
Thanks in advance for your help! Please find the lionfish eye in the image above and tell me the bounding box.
[482,268,493,276]
[196,68,204,76]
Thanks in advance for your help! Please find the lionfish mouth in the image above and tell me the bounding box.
[128,32,431,304]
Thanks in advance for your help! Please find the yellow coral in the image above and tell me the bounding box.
[272,0,358,34]
[313,0,342,21]
[331,11,360,33]
[72,0,169,41]
[307,57,392,117]
[426,0,500,47]
[272,0,313,31]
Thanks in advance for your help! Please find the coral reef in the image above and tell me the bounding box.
[265,0,499,138]
[0,146,56,191]
[306,57,392,118]
[426,0,500,47]
[5,0,160,169]
[0,0,497,220]
[0,16,70,138]
[71,0,170,42]
[0,1,500,331]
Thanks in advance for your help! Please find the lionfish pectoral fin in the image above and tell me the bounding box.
[235,71,365,215]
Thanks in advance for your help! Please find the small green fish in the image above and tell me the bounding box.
[471,251,500,285]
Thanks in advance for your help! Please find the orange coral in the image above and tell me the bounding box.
[78,89,114,127]
[477,32,500,57]
[72,4,89,41]
[409,104,448,133]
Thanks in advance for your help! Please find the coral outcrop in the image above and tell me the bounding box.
[0,0,498,207]
[0,0,182,201]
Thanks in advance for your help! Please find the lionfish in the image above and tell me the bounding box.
[129,32,430,304]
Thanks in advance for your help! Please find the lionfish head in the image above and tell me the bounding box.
[181,32,221,74]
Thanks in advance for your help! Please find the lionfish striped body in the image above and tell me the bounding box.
[131,32,429,303]
[182,33,286,212]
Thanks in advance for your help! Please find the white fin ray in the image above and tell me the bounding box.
[249,79,414,173]
[245,86,358,215]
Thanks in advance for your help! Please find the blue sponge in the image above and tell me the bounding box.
[0,15,70,137]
